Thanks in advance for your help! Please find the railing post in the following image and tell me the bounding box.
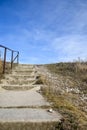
[0,45,19,73]
[3,48,7,74]
[17,52,19,64]
[11,51,13,69]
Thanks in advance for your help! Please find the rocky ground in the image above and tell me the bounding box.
[36,63,87,130]
[0,62,87,130]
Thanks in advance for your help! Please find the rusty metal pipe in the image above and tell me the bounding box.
[3,48,7,74]
[0,44,19,74]
[11,51,14,69]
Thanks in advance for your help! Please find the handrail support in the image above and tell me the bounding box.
[11,51,14,69]
[0,45,19,74]
[3,48,7,74]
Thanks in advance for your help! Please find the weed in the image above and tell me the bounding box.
[34,75,44,85]
[40,62,87,130]
[41,86,87,130]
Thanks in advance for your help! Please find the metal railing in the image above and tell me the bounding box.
[0,45,19,73]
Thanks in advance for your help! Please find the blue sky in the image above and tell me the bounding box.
[0,0,87,64]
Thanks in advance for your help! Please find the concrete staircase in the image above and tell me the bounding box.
[0,64,62,130]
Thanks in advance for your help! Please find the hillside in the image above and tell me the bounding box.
[36,62,87,130]
[0,62,87,130]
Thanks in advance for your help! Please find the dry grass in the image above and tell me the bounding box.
[0,61,18,83]
[40,62,87,130]
[41,85,87,130]
[46,62,87,94]
[34,75,44,85]
[75,62,87,72]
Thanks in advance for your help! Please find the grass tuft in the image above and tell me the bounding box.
[40,62,87,130]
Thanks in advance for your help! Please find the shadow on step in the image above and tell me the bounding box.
[0,122,62,130]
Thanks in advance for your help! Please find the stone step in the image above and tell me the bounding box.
[4,76,35,80]
[1,84,41,91]
[11,73,35,77]
[12,70,35,74]
[10,78,35,81]
[0,122,60,130]
[0,108,61,122]
[0,108,62,130]
[0,64,62,130]
[5,74,35,79]
[14,66,35,70]
[0,86,49,107]
[14,68,35,71]
[12,67,35,71]
[4,79,36,85]
[1,78,36,85]
[12,75,35,78]
[16,65,34,69]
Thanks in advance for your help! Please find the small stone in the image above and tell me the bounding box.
[48,108,53,113]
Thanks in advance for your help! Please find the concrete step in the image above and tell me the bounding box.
[1,78,36,85]
[4,76,36,80]
[14,67,35,70]
[0,108,62,130]
[11,73,35,77]
[14,67,35,71]
[11,75,35,78]
[4,79,36,85]
[0,64,62,130]
[18,64,34,67]
[5,74,35,79]
[1,84,41,91]
[12,70,35,74]
[0,108,61,122]
[0,122,60,130]
[0,86,50,107]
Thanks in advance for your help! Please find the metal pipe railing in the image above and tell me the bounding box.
[0,45,19,73]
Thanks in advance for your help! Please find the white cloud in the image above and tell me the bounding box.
[0,0,87,64]
[20,56,39,64]
[51,34,87,61]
